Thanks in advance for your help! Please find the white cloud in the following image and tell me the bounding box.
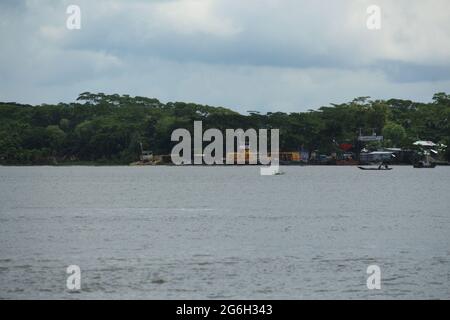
[348,0,450,66]
[0,0,449,110]
[154,0,242,37]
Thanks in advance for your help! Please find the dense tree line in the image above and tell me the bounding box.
[0,92,449,164]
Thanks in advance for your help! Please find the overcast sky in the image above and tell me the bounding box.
[0,0,449,113]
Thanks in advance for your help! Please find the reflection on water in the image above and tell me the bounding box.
[0,166,449,299]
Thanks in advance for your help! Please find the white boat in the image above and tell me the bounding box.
[260,166,284,176]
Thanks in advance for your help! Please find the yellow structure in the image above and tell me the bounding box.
[226,151,301,163]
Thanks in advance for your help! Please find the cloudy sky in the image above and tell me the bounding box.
[0,0,449,112]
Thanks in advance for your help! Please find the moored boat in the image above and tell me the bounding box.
[358,166,393,171]
[413,161,436,168]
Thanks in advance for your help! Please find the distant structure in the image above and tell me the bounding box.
[357,128,383,142]
[139,143,153,162]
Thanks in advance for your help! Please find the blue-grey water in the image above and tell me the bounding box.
[0,166,449,299]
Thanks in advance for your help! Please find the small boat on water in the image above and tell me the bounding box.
[358,166,393,171]
[412,141,438,169]
[260,166,285,175]
[359,158,393,171]
[413,161,436,168]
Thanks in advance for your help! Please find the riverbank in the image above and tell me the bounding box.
[2,162,450,167]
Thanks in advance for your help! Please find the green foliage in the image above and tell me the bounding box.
[382,122,407,147]
[0,92,449,164]
[46,125,66,150]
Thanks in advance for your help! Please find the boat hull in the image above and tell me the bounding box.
[358,167,393,171]
[413,162,436,168]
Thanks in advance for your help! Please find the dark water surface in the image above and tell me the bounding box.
[0,166,449,299]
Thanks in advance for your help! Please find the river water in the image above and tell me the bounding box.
[0,166,449,299]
